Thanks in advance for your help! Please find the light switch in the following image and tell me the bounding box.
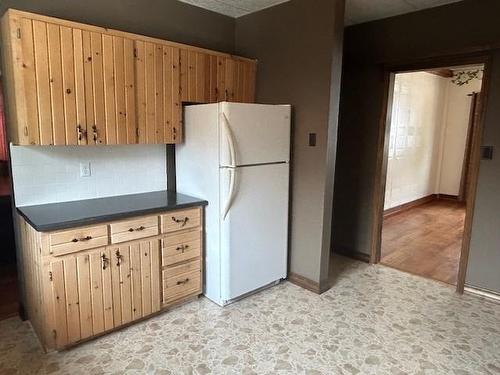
[481,146,494,160]
[309,133,317,147]
[80,162,91,177]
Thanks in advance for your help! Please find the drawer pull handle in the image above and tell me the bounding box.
[176,244,189,253]
[176,278,190,285]
[101,253,110,270]
[115,250,123,266]
[128,226,146,232]
[71,235,92,243]
[171,216,189,227]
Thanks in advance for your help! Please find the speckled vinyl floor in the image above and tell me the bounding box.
[0,255,499,375]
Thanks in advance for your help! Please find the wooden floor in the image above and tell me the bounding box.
[0,264,18,320]
[381,199,466,285]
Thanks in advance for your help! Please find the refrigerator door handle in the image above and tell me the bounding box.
[222,167,237,220]
[221,112,237,167]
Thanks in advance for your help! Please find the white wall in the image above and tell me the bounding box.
[384,70,483,209]
[384,72,448,209]
[438,76,483,195]
[11,145,167,206]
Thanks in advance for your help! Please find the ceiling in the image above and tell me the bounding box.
[179,0,464,24]
[345,0,463,25]
[178,0,290,18]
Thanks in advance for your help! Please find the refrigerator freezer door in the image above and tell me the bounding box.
[219,163,289,303]
[219,102,291,167]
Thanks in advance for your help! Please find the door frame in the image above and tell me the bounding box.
[458,92,480,203]
[369,53,492,293]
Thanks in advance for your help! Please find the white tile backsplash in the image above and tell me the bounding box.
[11,144,167,206]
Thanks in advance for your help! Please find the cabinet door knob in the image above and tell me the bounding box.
[92,125,98,143]
[101,253,110,270]
[115,250,123,266]
[77,124,83,142]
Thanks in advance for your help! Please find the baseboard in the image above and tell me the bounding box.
[384,193,461,218]
[333,246,370,263]
[436,194,459,201]
[464,285,500,303]
[288,272,321,294]
[384,194,436,218]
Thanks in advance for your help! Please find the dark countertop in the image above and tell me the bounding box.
[17,190,208,232]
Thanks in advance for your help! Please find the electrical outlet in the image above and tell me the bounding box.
[80,162,91,177]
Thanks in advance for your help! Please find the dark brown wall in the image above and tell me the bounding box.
[333,0,500,292]
[235,0,345,284]
[0,0,235,53]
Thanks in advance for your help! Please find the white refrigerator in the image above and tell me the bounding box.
[176,102,291,306]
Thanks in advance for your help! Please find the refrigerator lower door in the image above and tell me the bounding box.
[219,163,289,303]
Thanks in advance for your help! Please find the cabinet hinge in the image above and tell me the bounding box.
[133,48,137,58]
[136,127,139,138]
[24,126,28,137]
[52,329,57,339]
[49,271,53,281]
[16,28,21,39]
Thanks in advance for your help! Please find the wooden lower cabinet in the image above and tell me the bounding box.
[45,239,161,349]
[18,205,204,352]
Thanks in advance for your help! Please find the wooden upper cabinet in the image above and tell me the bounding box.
[135,41,181,144]
[223,58,257,103]
[179,52,257,105]
[1,9,256,146]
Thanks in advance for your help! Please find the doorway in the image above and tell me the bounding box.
[370,56,490,293]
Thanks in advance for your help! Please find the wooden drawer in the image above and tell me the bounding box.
[161,207,201,233]
[48,225,109,256]
[162,230,201,267]
[110,215,159,244]
[163,264,201,304]
[164,258,201,278]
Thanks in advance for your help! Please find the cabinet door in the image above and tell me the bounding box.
[135,40,181,144]
[47,248,111,348]
[224,58,235,102]
[12,17,137,146]
[242,60,257,103]
[109,239,161,322]
[46,240,160,349]
[216,56,226,102]
[236,60,257,103]
[223,58,257,103]
[90,33,137,145]
[165,46,181,143]
[222,58,257,103]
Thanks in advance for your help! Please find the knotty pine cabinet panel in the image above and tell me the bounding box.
[2,14,137,145]
[135,41,181,144]
[1,9,256,146]
[43,239,161,349]
[223,58,257,103]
